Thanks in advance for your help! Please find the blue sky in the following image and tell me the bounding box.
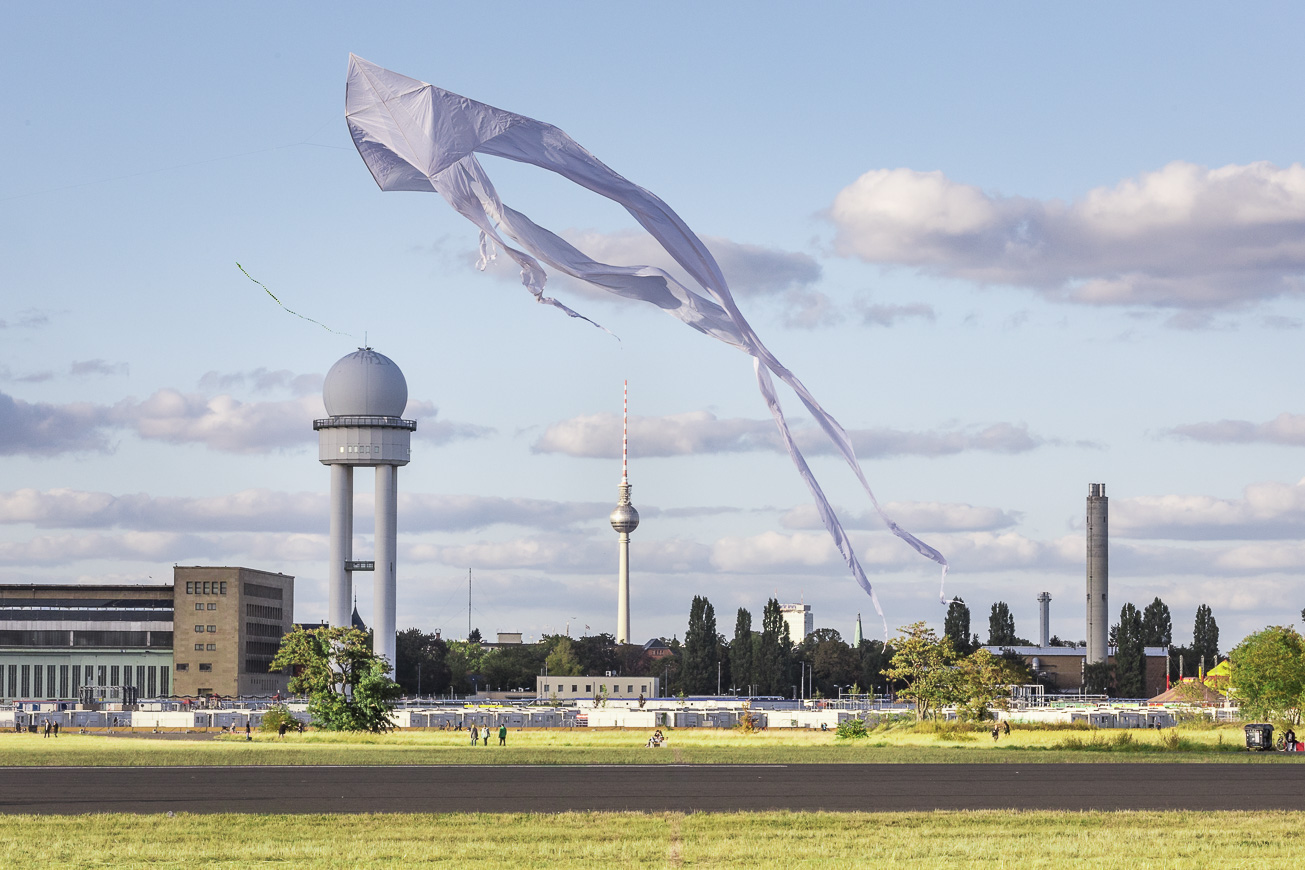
[4,2,1305,654]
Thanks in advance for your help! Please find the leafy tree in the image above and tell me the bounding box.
[394,628,451,697]
[883,622,962,721]
[856,639,893,697]
[467,627,482,643]
[545,635,583,677]
[259,704,297,733]
[730,608,754,694]
[1083,661,1113,694]
[758,598,793,696]
[682,595,717,694]
[954,649,1016,722]
[270,627,401,732]
[1115,603,1146,698]
[445,639,489,695]
[988,602,1017,647]
[480,642,547,692]
[1141,597,1173,647]
[572,633,620,676]
[1192,604,1220,671]
[944,598,974,655]
[1231,626,1305,725]
[797,628,858,698]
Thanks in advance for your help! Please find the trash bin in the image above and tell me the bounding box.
[1244,723,1274,751]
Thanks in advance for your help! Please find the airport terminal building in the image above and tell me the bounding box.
[0,566,294,701]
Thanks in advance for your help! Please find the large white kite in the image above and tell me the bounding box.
[345,54,949,631]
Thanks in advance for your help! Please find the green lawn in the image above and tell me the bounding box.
[0,810,1300,867]
[0,722,1292,766]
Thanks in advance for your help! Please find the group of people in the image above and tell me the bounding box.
[991,720,1011,741]
[468,724,507,746]
[645,729,667,747]
[41,719,59,737]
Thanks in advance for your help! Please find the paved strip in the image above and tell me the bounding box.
[4,764,1305,815]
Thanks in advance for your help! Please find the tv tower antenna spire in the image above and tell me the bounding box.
[610,379,640,644]
[622,379,629,485]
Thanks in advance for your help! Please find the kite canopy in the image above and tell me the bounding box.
[345,54,949,633]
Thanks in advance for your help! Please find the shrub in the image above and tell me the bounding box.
[259,704,297,733]
[835,718,869,740]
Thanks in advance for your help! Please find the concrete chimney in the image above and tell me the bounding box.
[1037,592,1051,648]
[1086,483,1108,665]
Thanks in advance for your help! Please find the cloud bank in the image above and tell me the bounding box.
[1168,412,1305,447]
[534,412,1044,459]
[0,387,487,457]
[828,160,1305,310]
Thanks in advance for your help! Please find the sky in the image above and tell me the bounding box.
[4,2,1305,657]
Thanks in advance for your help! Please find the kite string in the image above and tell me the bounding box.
[236,263,354,337]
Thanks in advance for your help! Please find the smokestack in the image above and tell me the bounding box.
[1086,483,1108,665]
[1037,592,1051,647]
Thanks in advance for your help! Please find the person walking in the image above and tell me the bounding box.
[498,724,507,746]
[53,721,59,738]
[470,724,479,746]
[482,726,489,746]
[245,721,251,741]
[42,719,50,738]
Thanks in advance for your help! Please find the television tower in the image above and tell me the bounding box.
[609,381,639,644]
[315,348,415,670]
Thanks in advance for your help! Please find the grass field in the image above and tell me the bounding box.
[0,809,1301,867]
[1,721,1295,767]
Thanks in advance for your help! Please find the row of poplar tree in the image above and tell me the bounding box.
[942,596,1222,697]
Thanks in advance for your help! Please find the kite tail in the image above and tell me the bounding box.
[753,359,889,638]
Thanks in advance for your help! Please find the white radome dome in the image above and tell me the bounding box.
[322,348,408,417]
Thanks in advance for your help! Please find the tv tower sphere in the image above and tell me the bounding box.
[315,348,415,671]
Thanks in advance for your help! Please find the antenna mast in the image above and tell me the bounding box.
[622,379,629,485]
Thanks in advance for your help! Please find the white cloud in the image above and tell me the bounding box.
[858,301,936,327]
[0,385,488,457]
[0,488,610,534]
[828,160,1305,310]
[1168,412,1305,447]
[110,391,326,453]
[534,411,1045,460]
[0,390,113,455]
[561,230,822,298]
[1113,479,1305,540]
[0,309,50,330]
[196,368,322,397]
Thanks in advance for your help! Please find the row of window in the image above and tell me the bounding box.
[245,621,284,638]
[246,603,282,620]
[175,663,212,672]
[185,581,227,596]
[243,583,283,601]
[195,602,217,611]
[193,643,216,651]
[194,625,216,633]
[0,663,168,699]
[0,630,172,648]
[541,684,650,695]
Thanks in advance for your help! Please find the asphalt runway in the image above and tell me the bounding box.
[4,763,1305,815]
